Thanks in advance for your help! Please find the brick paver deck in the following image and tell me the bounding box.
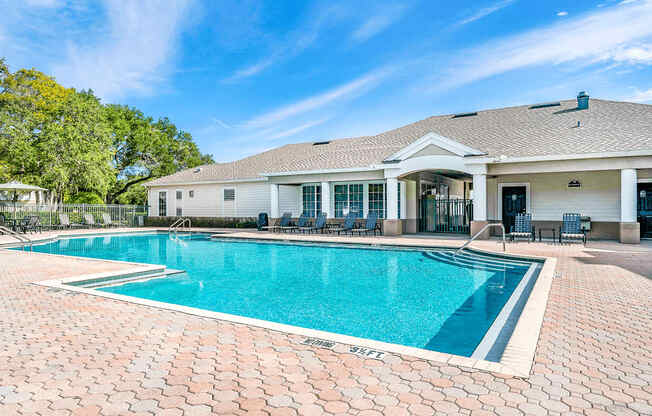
[1,229,651,415]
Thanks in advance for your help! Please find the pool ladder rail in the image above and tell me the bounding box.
[455,223,506,256]
[168,217,192,235]
[0,225,33,251]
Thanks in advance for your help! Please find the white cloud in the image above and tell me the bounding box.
[457,0,515,26]
[265,118,330,141]
[24,0,61,7]
[245,67,393,127]
[620,0,638,4]
[627,87,652,102]
[557,11,568,16]
[51,0,193,101]
[436,0,652,90]
[352,5,406,42]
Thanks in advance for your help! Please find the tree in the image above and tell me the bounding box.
[0,60,114,202]
[0,58,212,204]
[105,105,213,203]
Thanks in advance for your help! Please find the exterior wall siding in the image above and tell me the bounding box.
[278,185,301,216]
[487,170,620,222]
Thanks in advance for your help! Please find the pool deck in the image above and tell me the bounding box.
[1,228,651,415]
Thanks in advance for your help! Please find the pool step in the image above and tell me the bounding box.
[423,251,529,272]
[76,268,185,289]
[437,251,532,268]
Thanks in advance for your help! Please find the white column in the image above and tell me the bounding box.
[363,183,369,218]
[406,181,417,219]
[386,177,398,220]
[399,181,407,219]
[621,169,637,223]
[472,174,487,221]
[321,182,331,218]
[270,183,279,218]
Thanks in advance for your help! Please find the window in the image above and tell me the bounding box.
[335,184,363,218]
[421,182,436,197]
[176,207,182,216]
[158,192,167,216]
[189,190,194,198]
[368,183,385,218]
[176,190,182,200]
[224,189,235,201]
[302,185,321,217]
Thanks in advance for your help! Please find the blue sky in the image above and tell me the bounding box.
[2,0,652,161]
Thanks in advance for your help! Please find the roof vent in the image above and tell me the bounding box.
[452,112,477,118]
[193,167,202,173]
[313,141,330,146]
[529,102,560,110]
[577,91,589,110]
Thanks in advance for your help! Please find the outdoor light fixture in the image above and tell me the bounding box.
[641,190,647,198]
[512,194,518,201]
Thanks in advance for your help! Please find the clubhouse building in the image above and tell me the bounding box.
[146,93,652,243]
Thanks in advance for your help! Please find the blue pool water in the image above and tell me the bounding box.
[28,233,535,357]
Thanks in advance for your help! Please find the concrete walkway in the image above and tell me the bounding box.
[0,228,650,415]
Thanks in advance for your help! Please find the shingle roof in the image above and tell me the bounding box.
[146,98,652,186]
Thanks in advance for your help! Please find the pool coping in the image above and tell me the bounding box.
[23,229,556,378]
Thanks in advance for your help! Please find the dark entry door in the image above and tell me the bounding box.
[638,183,652,238]
[502,186,527,232]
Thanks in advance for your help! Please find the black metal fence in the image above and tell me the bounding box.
[419,198,473,234]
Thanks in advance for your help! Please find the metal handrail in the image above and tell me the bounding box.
[455,223,505,256]
[169,218,191,234]
[0,225,33,250]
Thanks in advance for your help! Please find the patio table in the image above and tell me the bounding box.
[538,227,556,242]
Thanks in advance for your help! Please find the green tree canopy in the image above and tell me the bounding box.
[0,58,213,204]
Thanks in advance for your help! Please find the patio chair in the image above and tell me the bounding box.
[280,213,309,233]
[352,212,380,236]
[559,213,586,245]
[299,212,327,234]
[83,214,100,228]
[102,213,116,228]
[509,213,534,242]
[21,216,43,234]
[329,211,358,236]
[260,212,291,232]
[58,213,83,229]
[256,212,269,231]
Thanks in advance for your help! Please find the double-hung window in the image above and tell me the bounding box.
[158,192,167,216]
[368,183,385,218]
[302,185,321,217]
[334,184,363,218]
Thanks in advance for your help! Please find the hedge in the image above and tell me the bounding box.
[145,216,257,228]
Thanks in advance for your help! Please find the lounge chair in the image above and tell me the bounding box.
[260,212,291,232]
[559,213,586,245]
[83,214,100,228]
[299,212,327,234]
[256,213,269,231]
[330,211,358,236]
[58,213,83,229]
[102,213,116,228]
[21,216,43,234]
[352,212,380,236]
[509,213,534,242]
[280,213,309,233]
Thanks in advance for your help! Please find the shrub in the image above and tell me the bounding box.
[144,216,257,229]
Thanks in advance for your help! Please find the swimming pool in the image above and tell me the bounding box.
[29,232,540,359]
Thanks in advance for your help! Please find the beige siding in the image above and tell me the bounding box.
[488,171,620,222]
[233,183,271,217]
[148,182,269,218]
[407,144,456,159]
[279,185,301,216]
